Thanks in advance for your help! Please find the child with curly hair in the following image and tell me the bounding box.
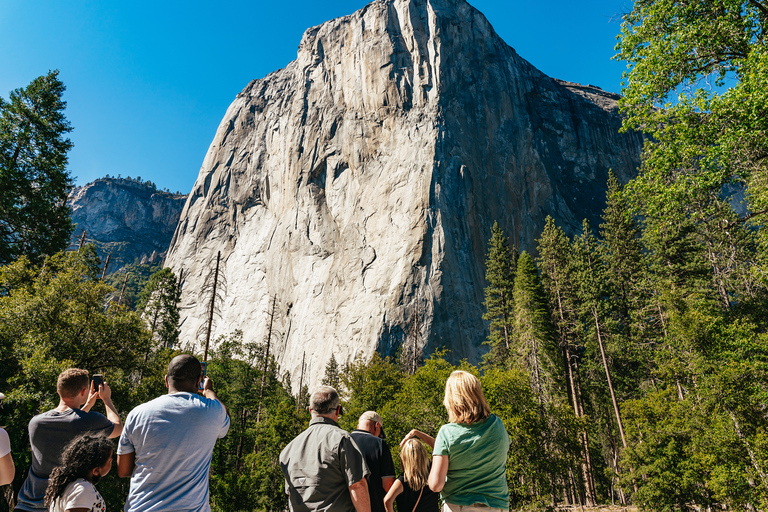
[44,434,112,512]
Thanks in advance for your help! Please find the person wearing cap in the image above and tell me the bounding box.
[351,411,395,512]
[0,392,15,486]
[280,386,371,512]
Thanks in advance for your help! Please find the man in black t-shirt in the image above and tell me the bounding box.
[15,368,122,511]
[351,411,395,512]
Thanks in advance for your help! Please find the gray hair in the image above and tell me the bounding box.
[310,386,340,414]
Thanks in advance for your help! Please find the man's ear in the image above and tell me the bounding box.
[164,375,169,388]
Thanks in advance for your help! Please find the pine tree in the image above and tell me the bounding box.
[0,70,74,264]
[322,353,341,390]
[600,171,644,337]
[573,219,632,500]
[137,267,180,348]
[512,251,555,404]
[537,216,597,506]
[482,221,517,367]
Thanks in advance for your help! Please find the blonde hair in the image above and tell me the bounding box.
[400,439,429,490]
[443,370,491,424]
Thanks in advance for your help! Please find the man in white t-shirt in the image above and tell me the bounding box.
[0,392,15,486]
[117,355,230,512]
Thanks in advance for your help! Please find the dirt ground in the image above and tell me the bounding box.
[553,507,639,512]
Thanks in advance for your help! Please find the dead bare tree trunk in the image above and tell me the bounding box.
[656,301,685,401]
[78,230,87,250]
[728,409,768,489]
[553,287,596,506]
[257,295,277,422]
[203,251,221,364]
[297,352,306,411]
[593,308,628,449]
[100,254,111,280]
[118,272,129,306]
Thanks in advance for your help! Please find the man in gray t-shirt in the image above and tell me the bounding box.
[117,354,230,512]
[15,369,122,511]
[279,386,370,512]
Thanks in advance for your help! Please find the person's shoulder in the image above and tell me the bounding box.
[280,424,317,461]
[0,427,9,453]
[349,429,368,441]
[487,414,505,430]
[77,409,108,421]
[28,408,72,430]
[125,394,169,419]
[66,478,98,498]
[29,407,61,423]
[437,421,462,434]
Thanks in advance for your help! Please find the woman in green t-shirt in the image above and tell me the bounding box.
[401,370,510,512]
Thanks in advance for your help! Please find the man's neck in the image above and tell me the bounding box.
[55,398,81,412]
[168,386,197,394]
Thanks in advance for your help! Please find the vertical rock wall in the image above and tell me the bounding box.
[165,0,643,389]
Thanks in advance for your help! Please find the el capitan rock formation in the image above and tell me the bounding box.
[165,0,644,388]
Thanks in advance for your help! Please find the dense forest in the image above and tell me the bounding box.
[1,158,766,510]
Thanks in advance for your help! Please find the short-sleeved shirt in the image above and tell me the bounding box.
[433,414,510,509]
[0,428,10,457]
[49,478,106,512]
[350,430,395,512]
[395,476,439,512]
[279,416,370,512]
[15,408,113,511]
[117,392,230,512]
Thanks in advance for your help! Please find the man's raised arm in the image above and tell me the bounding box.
[99,382,123,438]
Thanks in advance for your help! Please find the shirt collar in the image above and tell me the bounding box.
[309,416,340,427]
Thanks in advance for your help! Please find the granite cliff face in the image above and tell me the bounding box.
[165,0,644,388]
[68,178,187,270]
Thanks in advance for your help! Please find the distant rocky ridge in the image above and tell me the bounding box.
[67,178,187,271]
[165,0,645,389]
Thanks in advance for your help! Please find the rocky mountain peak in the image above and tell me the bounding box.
[68,177,187,270]
[166,0,644,389]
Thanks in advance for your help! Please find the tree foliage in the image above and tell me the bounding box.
[137,267,180,348]
[482,222,517,366]
[0,71,74,265]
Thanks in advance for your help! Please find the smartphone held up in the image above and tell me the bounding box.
[92,374,104,392]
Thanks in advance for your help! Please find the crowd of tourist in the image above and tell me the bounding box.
[2,361,510,512]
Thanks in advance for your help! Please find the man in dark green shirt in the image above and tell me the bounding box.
[279,386,371,512]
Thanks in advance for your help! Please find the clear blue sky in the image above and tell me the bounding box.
[0,0,634,194]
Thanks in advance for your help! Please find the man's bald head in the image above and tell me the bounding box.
[167,354,202,392]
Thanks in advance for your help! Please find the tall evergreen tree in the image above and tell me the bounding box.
[137,267,180,348]
[0,71,74,264]
[599,171,644,336]
[322,353,341,390]
[573,219,632,500]
[537,217,597,506]
[482,221,517,366]
[512,251,555,404]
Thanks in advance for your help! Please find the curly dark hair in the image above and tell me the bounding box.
[44,434,113,508]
